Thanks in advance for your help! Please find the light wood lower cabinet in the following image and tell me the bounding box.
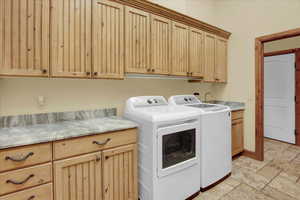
[232,111,244,156]
[102,144,138,200]
[54,152,102,200]
[0,128,138,200]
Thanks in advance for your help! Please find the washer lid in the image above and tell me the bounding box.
[187,104,229,112]
[125,105,199,122]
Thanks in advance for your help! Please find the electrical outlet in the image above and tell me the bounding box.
[37,96,46,107]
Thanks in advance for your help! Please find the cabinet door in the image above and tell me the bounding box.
[150,14,171,75]
[125,6,150,74]
[0,0,50,77]
[51,0,92,78]
[204,32,216,82]
[102,144,138,200]
[93,0,124,79]
[171,22,189,76]
[189,27,204,78]
[215,37,228,83]
[54,152,102,200]
[232,119,244,156]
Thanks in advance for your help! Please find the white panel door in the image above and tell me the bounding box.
[264,54,295,144]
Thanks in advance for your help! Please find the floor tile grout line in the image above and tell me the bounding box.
[218,181,242,200]
[260,168,283,191]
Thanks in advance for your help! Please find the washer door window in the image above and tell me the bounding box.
[157,121,199,178]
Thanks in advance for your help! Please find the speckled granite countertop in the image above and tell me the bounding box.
[0,109,137,150]
[206,100,245,111]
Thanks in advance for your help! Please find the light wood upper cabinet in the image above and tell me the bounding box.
[204,32,216,82]
[92,0,124,79]
[0,0,50,77]
[102,144,138,200]
[189,27,204,78]
[54,152,102,200]
[171,22,189,76]
[51,0,92,78]
[150,14,171,75]
[215,37,228,83]
[125,6,150,74]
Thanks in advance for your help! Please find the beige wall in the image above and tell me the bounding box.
[264,36,300,53]
[212,0,300,151]
[0,78,214,116]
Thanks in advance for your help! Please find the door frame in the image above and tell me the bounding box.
[255,28,300,161]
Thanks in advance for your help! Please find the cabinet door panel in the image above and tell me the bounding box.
[204,32,216,82]
[150,14,171,75]
[102,144,138,200]
[54,153,102,200]
[51,0,92,78]
[125,7,150,74]
[215,37,228,83]
[232,119,244,156]
[93,0,124,79]
[189,28,204,78]
[171,22,189,76]
[0,0,50,76]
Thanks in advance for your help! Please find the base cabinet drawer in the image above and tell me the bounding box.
[0,163,52,196]
[53,129,137,160]
[0,143,52,173]
[0,184,53,200]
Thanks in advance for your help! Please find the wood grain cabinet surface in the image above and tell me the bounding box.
[54,152,102,200]
[0,0,50,77]
[102,144,138,200]
[0,0,229,80]
[51,0,92,78]
[0,128,138,200]
[150,14,171,75]
[125,6,150,74]
[215,37,228,83]
[92,0,124,79]
[0,143,52,173]
[189,27,205,78]
[171,22,189,76]
[204,32,216,82]
[232,111,244,156]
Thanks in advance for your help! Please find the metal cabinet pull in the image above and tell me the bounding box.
[5,152,34,162]
[93,138,111,146]
[27,195,35,200]
[6,174,34,185]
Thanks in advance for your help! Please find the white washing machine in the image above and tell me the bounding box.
[124,96,201,200]
[169,95,232,190]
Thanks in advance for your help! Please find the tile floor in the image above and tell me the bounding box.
[193,138,300,200]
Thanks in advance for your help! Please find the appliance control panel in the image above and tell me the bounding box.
[130,96,168,107]
[172,95,201,105]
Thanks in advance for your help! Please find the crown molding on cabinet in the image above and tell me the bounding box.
[109,0,231,39]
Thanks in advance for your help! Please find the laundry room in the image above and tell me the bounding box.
[0,0,300,200]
